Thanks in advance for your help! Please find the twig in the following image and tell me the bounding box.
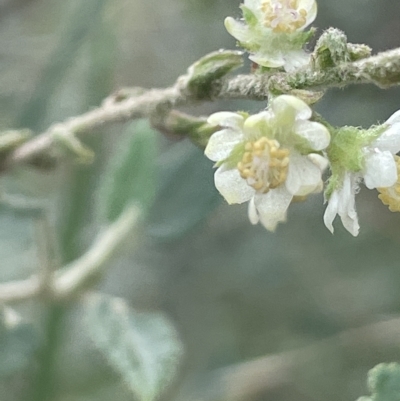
[0,205,140,303]
[2,47,400,172]
[200,317,400,401]
[54,205,140,299]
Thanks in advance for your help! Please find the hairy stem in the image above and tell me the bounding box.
[1,47,400,173]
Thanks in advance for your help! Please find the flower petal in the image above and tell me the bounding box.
[385,109,400,125]
[248,197,259,224]
[205,129,243,162]
[285,152,322,196]
[308,153,329,172]
[298,0,317,27]
[224,17,253,43]
[249,52,285,69]
[372,123,400,154]
[294,120,331,150]
[323,190,339,234]
[214,167,255,204]
[207,112,244,129]
[244,0,260,11]
[363,150,397,189]
[323,173,359,236]
[253,186,293,231]
[244,110,274,139]
[271,95,312,121]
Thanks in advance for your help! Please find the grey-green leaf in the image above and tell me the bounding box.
[0,307,39,377]
[147,141,221,241]
[97,120,158,223]
[357,363,400,401]
[84,293,183,401]
[185,50,243,100]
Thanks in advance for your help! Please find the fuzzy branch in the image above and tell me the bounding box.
[1,45,400,173]
[0,205,140,303]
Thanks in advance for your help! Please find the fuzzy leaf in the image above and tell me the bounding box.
[84,293,183,401]
[97,120,157,222]
[357,363,400,401]
[186,50,243,99]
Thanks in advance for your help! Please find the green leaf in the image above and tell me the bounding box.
[97,120,158,223]
[0,307,39,377]
[186,50,243,100]
[147,141,221,241]
[84,293,183,401]
[357,363,400,401]
[16,0,108,130]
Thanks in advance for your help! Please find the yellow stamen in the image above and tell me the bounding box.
[260,0,308,33]
[377,155,400,212]
[237,137,290,193]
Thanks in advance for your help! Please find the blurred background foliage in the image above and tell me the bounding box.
[1,0,400,400]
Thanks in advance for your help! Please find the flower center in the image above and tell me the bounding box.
[237,137,290,193]
[260,0,308,33]
[377,155,400,212]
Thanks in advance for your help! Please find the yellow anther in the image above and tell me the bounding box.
[260,0,308,33]
[377,155,400,212]
[237,137,290,193]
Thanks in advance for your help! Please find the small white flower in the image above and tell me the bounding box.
[225,0,317,71]
[324,110,400,236]
[205,95,330,231]
[377,155,400,212]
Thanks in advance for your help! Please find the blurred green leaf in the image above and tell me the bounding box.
[59,7,117,263]
[97,120,158,223]
[357,363,400,401]
[16,0,108,131]
[84,292,183,401]
[147,140,221,241]
[0,210,35,281]
[0,307,39,377]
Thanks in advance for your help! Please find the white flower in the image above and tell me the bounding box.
[324,110,400,236]
[225,0,317,72]
[377,155,400,212]
[205,95,330,231]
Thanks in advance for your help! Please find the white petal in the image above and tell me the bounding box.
[338,180,359,237]
[308,153,329,172]
[323,173,359,236]
[224,17,253,43]
[253,186,293,231]
[363,150,397,189]
[243,0,263,18]
[285,152,322,196]
[207,112,244,129]
[244,111,274,139]
[385,109,400,125]
[372,123,400,154]
[271,95,312,121]
[249,52,285,68]
[214,167,255,204]
[205,129,243,162]
[294,120,331,150]
[244,0,260,12]
[248,197,259,224]
[282,51,311,72]
[299,0,317,27]
[323,190,339,234]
